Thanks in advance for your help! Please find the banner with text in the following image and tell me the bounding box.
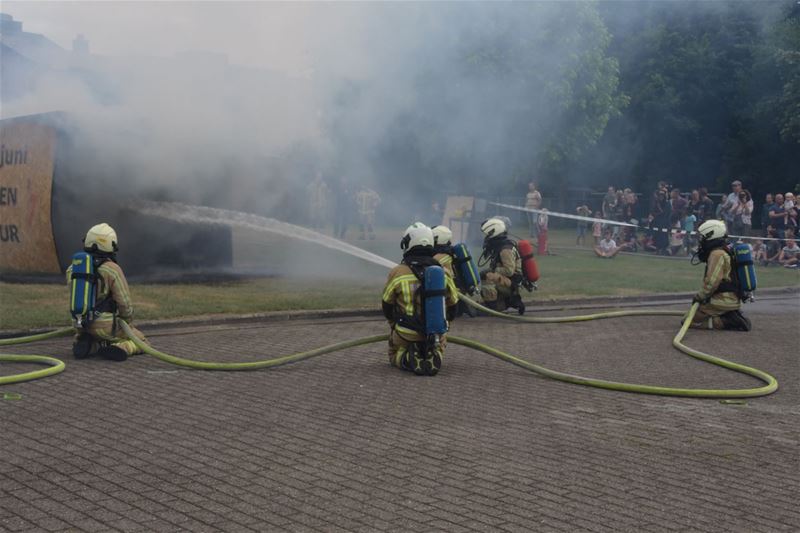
[0,120,61,273]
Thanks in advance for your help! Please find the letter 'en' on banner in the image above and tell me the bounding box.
[0,118,61,274]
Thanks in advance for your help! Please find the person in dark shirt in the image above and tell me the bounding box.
[769,194,786,240]
[670,188,688,225]
[650,189,670,255]
[698,188,715,225]
[760,193,774,236]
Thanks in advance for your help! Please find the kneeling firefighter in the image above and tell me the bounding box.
[478,217,526,314]
[689,219,752,331]
[68,223,149,361]
[382,223,458,376]
[432,225,455,277]
[433,224,479,318]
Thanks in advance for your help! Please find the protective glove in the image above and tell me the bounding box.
[382,301,395,321]
[692,294,708,305]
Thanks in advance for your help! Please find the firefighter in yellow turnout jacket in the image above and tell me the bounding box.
[478,218,526,314]
[68,223,149,361]
[356,186,381,240]
[432,225,455,277]
[689,219,751,331]
[382,223,458,375]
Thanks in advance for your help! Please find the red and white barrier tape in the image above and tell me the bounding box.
[489,202,787,242]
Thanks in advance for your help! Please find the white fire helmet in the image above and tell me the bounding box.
[401,222,434,250]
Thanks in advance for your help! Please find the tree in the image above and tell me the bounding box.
[322,2,626,203]
[574,1,798,202]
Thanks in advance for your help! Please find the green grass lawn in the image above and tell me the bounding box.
[1,228,797,331]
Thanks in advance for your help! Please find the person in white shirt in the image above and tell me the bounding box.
[594,229,630,258]
[784,192,795,211]
[778,238,800,268]
[524,182,543,238]
[720,180,743,228]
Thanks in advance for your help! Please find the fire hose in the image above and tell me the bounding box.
[1,301,778,399]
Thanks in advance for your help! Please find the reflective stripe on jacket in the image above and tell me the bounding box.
[433,252,454,277]
[382,263,458,337]
[699,248,740,310]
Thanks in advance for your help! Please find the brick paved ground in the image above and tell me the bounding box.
[1,296,798,532]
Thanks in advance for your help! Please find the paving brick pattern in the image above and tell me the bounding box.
[1,298,798,532]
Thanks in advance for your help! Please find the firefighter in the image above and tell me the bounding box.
[68,223,149,361]
[431,225,455,276]
[478,217,525,314]
[689,219,751,331]
[433,224,479,318]
[382,223,458,375]
[356,186,381,240]
[307,171,329,230]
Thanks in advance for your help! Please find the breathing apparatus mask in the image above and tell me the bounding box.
[691,220,728,265]
[692,238,727,265]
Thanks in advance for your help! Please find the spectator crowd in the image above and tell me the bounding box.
[557,180,800,267]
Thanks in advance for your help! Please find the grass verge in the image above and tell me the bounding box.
[1,228,797,330]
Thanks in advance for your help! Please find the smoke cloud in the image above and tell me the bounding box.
[2,1,790,241]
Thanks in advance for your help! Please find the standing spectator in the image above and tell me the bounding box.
[332,177,354,239]
[524,182,542,238]
[697,187,715,226]
[734,189,754,236]
[760,193,774,235]
[787,206,799,238]
[602,186,617,219]
[684,210,697,252]
[668,221,686,256]
[778,238,800,268]
[650,181,668,214]
[592,214,603,245]
[764,226,782,265]
[307,172,330,230]
[720,180,743,228]
[537,208,550,255]
[689,189,703,222]
[623,189,638,221]
[670,188,688,225]
[651,189,670,254]
[769,194,787,240]
[576,204,591,246]
[620,189,637,245]
[612,190,625,239]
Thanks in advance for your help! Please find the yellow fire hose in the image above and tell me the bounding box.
[0,327,72,386]
[1,301,779,399]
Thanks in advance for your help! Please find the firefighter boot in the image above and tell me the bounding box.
[721,310,752,331]
[72,332,94,359]
[509,293,526,316]
[97,345,128,362]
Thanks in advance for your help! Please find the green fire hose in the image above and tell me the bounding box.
[454,294,777,397]
[0,327,72,386]
[1,301,779,399]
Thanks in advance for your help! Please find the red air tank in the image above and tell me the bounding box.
[517,239,540,282]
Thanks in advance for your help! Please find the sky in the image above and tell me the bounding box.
[3,1,366,75]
